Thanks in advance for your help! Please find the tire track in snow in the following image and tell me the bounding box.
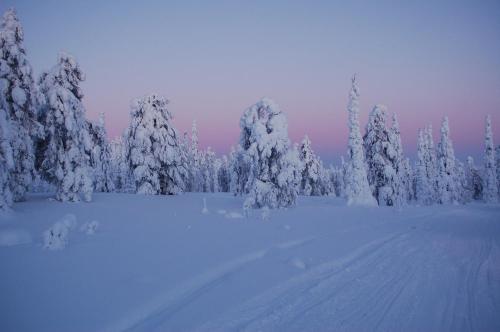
[198,231,415,331]
[201,226,497,332]
[104,236,315,332]
[486,242,500,314]
[294,237,421,331]
[288,240,419,329]
[466,237,493,332]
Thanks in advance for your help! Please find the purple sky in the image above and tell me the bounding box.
[2,0,500,163]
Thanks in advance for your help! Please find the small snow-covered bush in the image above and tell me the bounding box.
[43,223,69,250]
[80,220,99,235]
[43,214,77,250]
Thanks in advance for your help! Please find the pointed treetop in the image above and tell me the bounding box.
[392,113,399,128]
[485,115,494,150]
[486,115,492,134]
[441,116,450,134]
[43,52,86,99]
[302,134,311,145]
[1,8,23,42]
[98,112,105,128]
[350,74,359,99]
[191,119,198,142]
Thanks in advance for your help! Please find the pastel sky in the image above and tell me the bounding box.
[2,0,500,164]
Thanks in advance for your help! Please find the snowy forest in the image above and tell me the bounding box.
[2,4,500,332]
[1,9,499,212]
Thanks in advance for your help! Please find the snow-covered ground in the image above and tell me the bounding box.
[1,193,499,332]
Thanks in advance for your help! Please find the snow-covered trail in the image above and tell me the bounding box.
[128,208,500,332]
[1,193,499,332]
[201,223,500,332]
[119,205,499,332]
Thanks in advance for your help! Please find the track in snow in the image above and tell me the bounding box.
[199,227,500,332]
[109,237,316,332]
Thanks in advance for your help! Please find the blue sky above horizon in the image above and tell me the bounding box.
[2,0,500,164]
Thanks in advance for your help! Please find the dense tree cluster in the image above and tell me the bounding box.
[1,8,499,211]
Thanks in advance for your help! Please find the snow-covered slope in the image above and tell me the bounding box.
[1,193,499,331]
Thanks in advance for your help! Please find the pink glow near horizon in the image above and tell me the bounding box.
[1,0,498,164]
[84,81,499,164]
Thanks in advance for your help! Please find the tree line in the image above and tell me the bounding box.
[1,9,499,211]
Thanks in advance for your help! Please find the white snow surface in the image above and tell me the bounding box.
[0,229,31,247]
[1,193,499,331]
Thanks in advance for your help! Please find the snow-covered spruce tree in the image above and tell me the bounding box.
[212,157,222,193]
[497,145,500,196]
[228,145,238,192]
[340,156,348,197]
[425,125,439,199]
[436,117,461,204]
[201,147,219,192]
[217,155,231,192]
[179,131,191,191]
[402,157,414,201]
[188,120,203,192]
[464,156,483,201]
[111,133,136,193]
[230,141,251,195]
[344,76,376,206]
[88,113,114,192]
[109,137,126,191]
[319,161,335,196]
[363,104,397,206]
[483,115,498,203]
[236,98,300,209]
[124,94,188,195]
[388,113,407,206]
[330,163,345,198]
[0,9,41,201]
[415,129,431,204]
[292,142,303,194]
[0,110,13,210]
[299,135,323,196]
[38,53,93,202]
[415,125,438,205]
[455,160,467,203]
[229,144,251,195]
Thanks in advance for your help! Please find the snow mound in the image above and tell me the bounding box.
[261,207,270,220]
[80,220,99,235]
[201,198,209,214]
[225,211,244,219]
[0,229,32,247]
[43,214,77,250]
[61,214,78,229]
[347,194,377,207]
[217,209,227,215]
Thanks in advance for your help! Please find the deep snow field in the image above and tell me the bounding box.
[1,193,499,332]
